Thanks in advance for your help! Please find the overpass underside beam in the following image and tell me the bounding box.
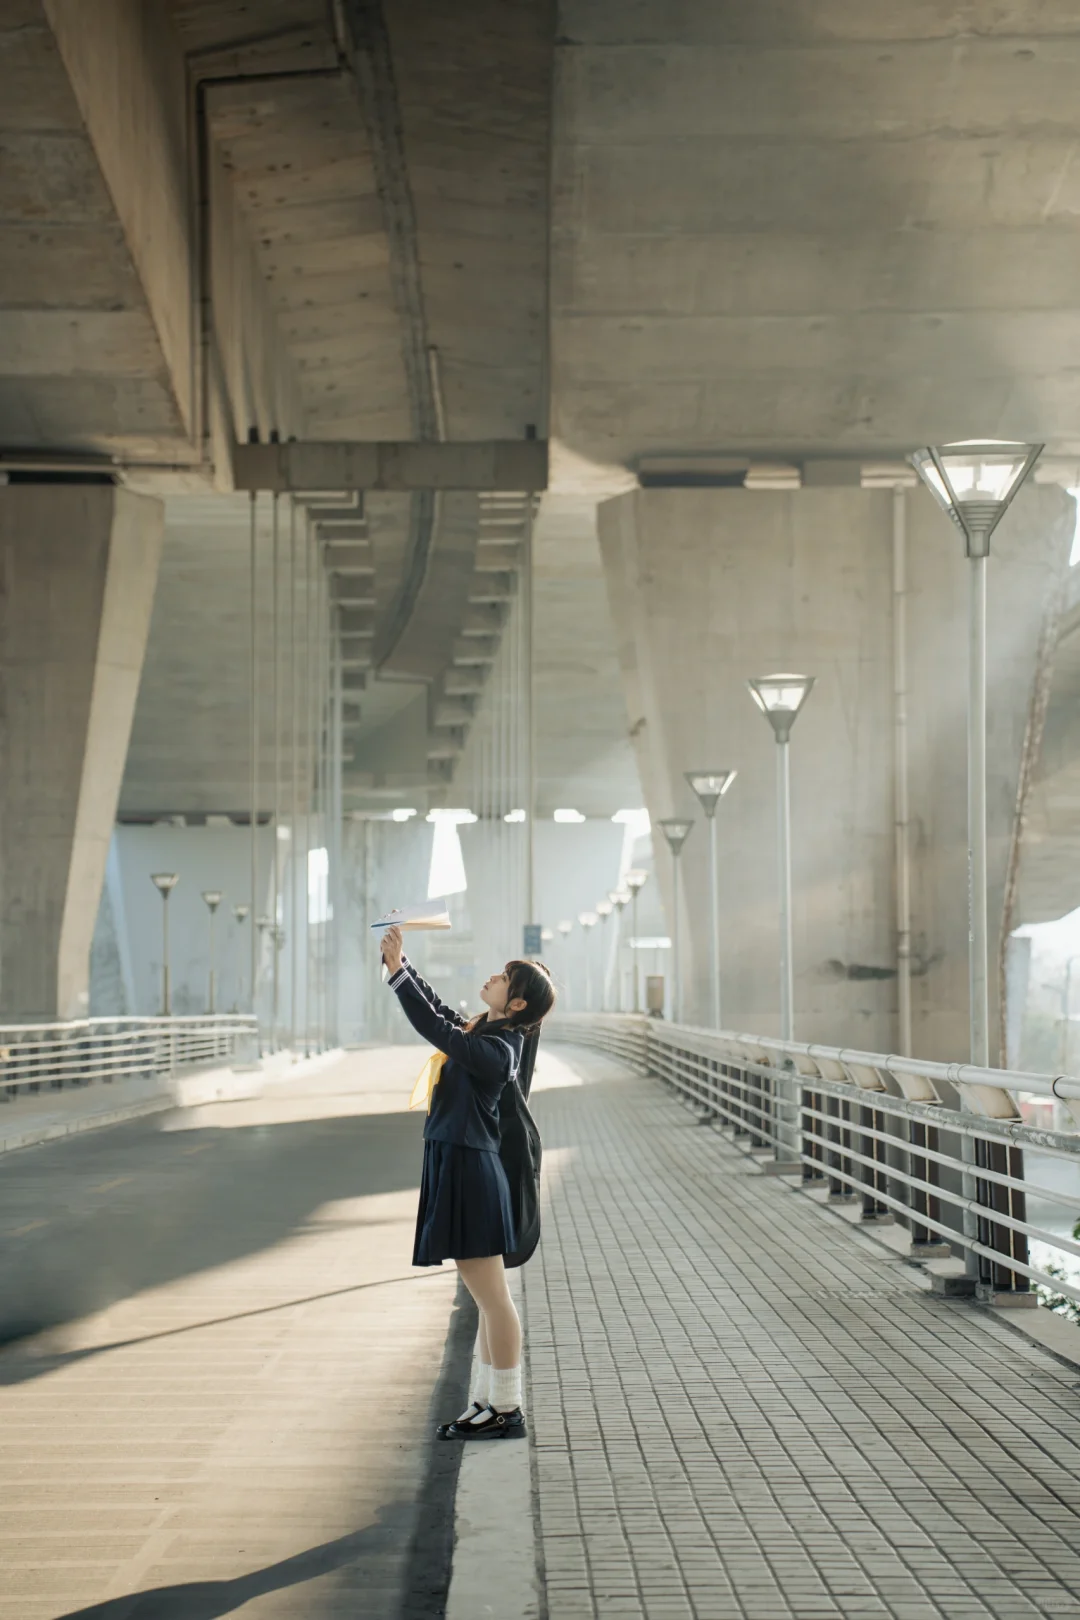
[231,439,549,494]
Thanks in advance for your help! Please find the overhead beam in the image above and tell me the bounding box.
[231,439,549,493]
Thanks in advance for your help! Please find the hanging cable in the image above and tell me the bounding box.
[317,546,329,1052]
[249,490,259,1043]
[289,496,299,1053]
[271,490,281,1050]
[302,510,313,1056]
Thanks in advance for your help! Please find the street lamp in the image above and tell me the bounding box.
[685,770,737,1028]
[271,923,287,1048]
[595,899,614,1010]
[625,869,649,1013]
[909,440,1042,1066]
[201,891,223,1014]
[747,676,815,1043]
[150,873,179,1015]
[657,820,694,1023]
[609,889,631,1011]
[556,919,573,1001]
[231,904,250,1011]
[256,915,272,1036]
[578,911,598,1011]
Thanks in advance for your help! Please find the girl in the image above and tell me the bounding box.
[381,925,555,1440]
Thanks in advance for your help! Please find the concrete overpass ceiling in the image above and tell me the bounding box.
[0,4,187,456]
[200,70,412,439]
[112,1,559,815]
[551,0,1080,474]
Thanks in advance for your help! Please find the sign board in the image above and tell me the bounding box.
[523,923,543,957]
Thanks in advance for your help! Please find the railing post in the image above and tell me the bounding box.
[858,1101,891,1222]
[975,1136,1032,1302]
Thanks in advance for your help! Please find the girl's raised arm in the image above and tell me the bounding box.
[397,955,467,1027]
[387,967,513,1087]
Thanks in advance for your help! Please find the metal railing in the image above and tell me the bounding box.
[551,1013,1080,1308]
[0,1016,258,1099]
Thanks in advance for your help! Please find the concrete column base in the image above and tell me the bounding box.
[925,1259,978,1297]
[758,1158,803,1177]
[975,1283,1038,1308]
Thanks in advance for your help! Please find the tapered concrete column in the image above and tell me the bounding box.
[599,484,1071,1058]
[0,485,163,1021]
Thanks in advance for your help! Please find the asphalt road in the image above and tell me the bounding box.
[0,1050,471,1620]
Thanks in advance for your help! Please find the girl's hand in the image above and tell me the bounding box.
[382,925,404,975]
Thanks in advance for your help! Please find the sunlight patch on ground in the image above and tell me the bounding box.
[163,1045,423,1130]
[531,1049,585,1092]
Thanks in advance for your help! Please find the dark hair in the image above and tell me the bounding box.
[502,959,556,1033]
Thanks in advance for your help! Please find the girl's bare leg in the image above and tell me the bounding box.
[457,1256,521,1369]
[477,1314,491,1366]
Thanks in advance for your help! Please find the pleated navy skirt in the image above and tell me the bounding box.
[413,1140,517,1267]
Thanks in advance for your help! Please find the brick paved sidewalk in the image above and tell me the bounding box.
[524,1046,1080,1620]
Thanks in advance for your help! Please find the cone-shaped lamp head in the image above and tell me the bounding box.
[909,440,1042,558]
[748,674,815,743]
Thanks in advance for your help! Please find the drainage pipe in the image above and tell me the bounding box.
[892,485,913,1057]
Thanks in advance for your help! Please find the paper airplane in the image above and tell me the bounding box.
[370,902,452,933]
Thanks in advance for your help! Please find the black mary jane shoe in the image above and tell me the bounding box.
[436,1400,485,1438]
[439,1404,527,1442]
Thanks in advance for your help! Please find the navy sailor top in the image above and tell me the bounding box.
[387,958,523,1152]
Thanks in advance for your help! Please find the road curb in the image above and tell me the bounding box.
[446,1270,542,1620]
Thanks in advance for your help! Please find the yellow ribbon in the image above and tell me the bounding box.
[409,1050,447,1112]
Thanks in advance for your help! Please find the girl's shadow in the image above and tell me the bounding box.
[56,1519,400,1619]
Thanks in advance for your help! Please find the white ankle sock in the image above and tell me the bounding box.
[471,1361,492,1407]
[489,1364,522,1412]
[457,1359,491,1421]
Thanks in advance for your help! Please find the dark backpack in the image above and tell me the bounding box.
[499,1029,542,1268]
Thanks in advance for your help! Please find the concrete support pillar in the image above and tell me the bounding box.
[0,485,163,1021]
[598,484,1071,1058]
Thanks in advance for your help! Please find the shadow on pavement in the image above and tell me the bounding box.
[0,1107,424,1363]
[50,1281,478,1620]
[54,1522,405,1619]
[0,1272,445,1386]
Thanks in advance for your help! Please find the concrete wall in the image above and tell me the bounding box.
[598,482,1073,1059]
[0,485,162,1022]
[99,824,273,1019]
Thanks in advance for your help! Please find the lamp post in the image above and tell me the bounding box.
[271,924,287,1048]
[150,873,179,1016]
[685,771,737,1028]
[557,919,573,1002]
[231,904,250,1012]
[625,869,649,1012]
[256,914,272,1040]
[909,441,1042,1067]
[578,911,598,1011]
[595,899,614,1010]
[657,820,694,1023]
[201,891,223,1014]
[609,888,631,1011]
[747,676,815,1043]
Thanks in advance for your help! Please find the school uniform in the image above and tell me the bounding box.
[387,959,522,1267]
